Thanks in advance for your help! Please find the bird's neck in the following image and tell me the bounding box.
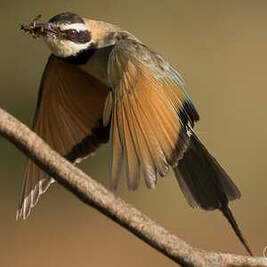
[62,45,114,87]
[80,45,114,86]
[62,46,98,65]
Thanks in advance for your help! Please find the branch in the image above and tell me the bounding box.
[0,107,266,267]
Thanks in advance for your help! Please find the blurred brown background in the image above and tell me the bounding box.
[0,0,266,266]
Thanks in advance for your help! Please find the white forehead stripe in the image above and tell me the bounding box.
[58,23,88,32]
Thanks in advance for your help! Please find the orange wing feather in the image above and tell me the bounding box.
[105,38,192,189]
[17,55,109,219]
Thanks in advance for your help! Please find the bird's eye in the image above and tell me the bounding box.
[67,29,78,38]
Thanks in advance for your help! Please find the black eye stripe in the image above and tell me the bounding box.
[63,30,91,43]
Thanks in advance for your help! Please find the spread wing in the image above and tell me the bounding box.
[104,37,199,190]
[17,55,109,219]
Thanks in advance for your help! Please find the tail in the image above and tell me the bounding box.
[173,133,253,255]
[220,205,252,255]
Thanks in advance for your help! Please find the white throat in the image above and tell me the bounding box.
[44,37,91,58]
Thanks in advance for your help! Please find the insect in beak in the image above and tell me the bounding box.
[21,15,57,39]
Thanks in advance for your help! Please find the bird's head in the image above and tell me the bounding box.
[21,12,119,58]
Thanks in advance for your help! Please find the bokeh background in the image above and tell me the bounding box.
[0,0,266,266]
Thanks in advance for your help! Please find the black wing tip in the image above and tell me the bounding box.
[220,205,253,256]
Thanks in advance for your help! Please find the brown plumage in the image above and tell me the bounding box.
[19,12,252,255]
[105,41,185,188]
[17,55,109,219]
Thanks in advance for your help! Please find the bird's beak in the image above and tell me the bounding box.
[21,22,56,38]
[32,23,51,36]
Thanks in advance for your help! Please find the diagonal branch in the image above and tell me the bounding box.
[0,107,266,267]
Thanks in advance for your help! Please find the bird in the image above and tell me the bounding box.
[19,12,252,255]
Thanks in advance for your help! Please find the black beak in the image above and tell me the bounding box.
[21,22,55,38]
[32,23,51,35]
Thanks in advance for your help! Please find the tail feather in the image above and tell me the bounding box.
[174,133,240,210]
[220,205,253,256]
[174,133,252,255]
